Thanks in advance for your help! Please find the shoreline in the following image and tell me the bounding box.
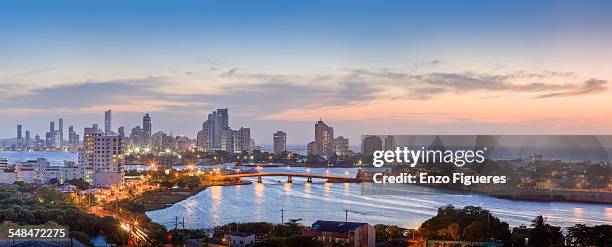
[140,179,612,214]
[135,180,253,211]
[410,183,612,204]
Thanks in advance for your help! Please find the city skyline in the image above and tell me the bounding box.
[2,1,612,144]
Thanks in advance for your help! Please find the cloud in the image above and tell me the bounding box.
[535,79,607,98]
[0,66,608,123]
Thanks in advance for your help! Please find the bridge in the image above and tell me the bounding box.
[222,172,359,183]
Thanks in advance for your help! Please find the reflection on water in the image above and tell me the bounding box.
[15,151,604,229]
[573,208,583,223]
[147,167,612,230]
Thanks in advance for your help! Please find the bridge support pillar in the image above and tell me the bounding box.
[257,176,262,183]
[287,176,293,183]
[306,177,312,183]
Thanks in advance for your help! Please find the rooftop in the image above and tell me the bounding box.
[310,220,368,233]
[228,232,254,238]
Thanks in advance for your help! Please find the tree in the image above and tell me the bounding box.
[584,164,611,188]
[528,215,563,247]
[34,186,64,203]
[463,222,484,241]
[66,178,90,190]
[448,222,461,240]
[567,224,612,247]
[285,235,323,247]
[420,204,511,243]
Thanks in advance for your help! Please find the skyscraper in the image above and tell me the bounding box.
[273,131,287,154]
[45,132,52,148]
[207,108,229,150]
[334,136,350,156]
[58,118,63,148]
[207,111,218,149]
[217,108,229,128]
[16,125,22,148]
[142,113,151,147]
[34,134,43,149]
[91,133,124,186]
[384,135,396,151]
[129,126,144,148]
[234,127,251,152]
[104,110,112,134]
[362,135,383,157]
[68,125,80,148]
[314,119,334,156]
[118,126,125,138]
[307,141,319,156]
[79,125,103,184]
[219,127,234,152]
[196,120,210,152]
[25,130,30,148]
[48,121,55,148]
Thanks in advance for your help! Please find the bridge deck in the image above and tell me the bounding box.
[223,172,352,180]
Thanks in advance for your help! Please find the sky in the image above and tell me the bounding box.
[1,0,612,145]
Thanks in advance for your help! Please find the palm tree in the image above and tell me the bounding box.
[528,215,563,247]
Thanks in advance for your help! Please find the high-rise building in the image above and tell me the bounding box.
[314,119,334,156]
[68,125,80,148]
[234,127,251,152]
[104,110,112,134]
[384,135,396,151]
[16,125,22,148]
[175,135,190,153]
[207,111,218,149]
[45,132,52,148]
[91,133,124,186]
[118,126,125,138]
[25,130,30,148]
[273,131,287,154]
[58,118,63,148]
[48,121,56,148]
[307,141,319,156]
[151,131,174,151]
[117,126,126,150]
[219,127,234,152]
[196,120,210,152]
[362,135,383,157]
[142,113,152,147]
[129,126,144,148]
[201,108,250,153]
[33,134,43,149]
[217,108,229,129]
[207,109,229,150]
[334,136,350,156]
[78,125,103,184]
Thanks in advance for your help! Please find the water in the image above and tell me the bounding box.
[0,151,77,165]
[2,152,610,230]
[146,166,612,230]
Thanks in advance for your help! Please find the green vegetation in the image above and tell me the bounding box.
[567,224,612,247]
[210,220,322,247]
[374,224,412,246]
[65,178,90,190]
[421,204,511,243]
[0,183,123,246]
[526,215,564,247]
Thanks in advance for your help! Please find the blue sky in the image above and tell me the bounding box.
[1,0,612,145]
